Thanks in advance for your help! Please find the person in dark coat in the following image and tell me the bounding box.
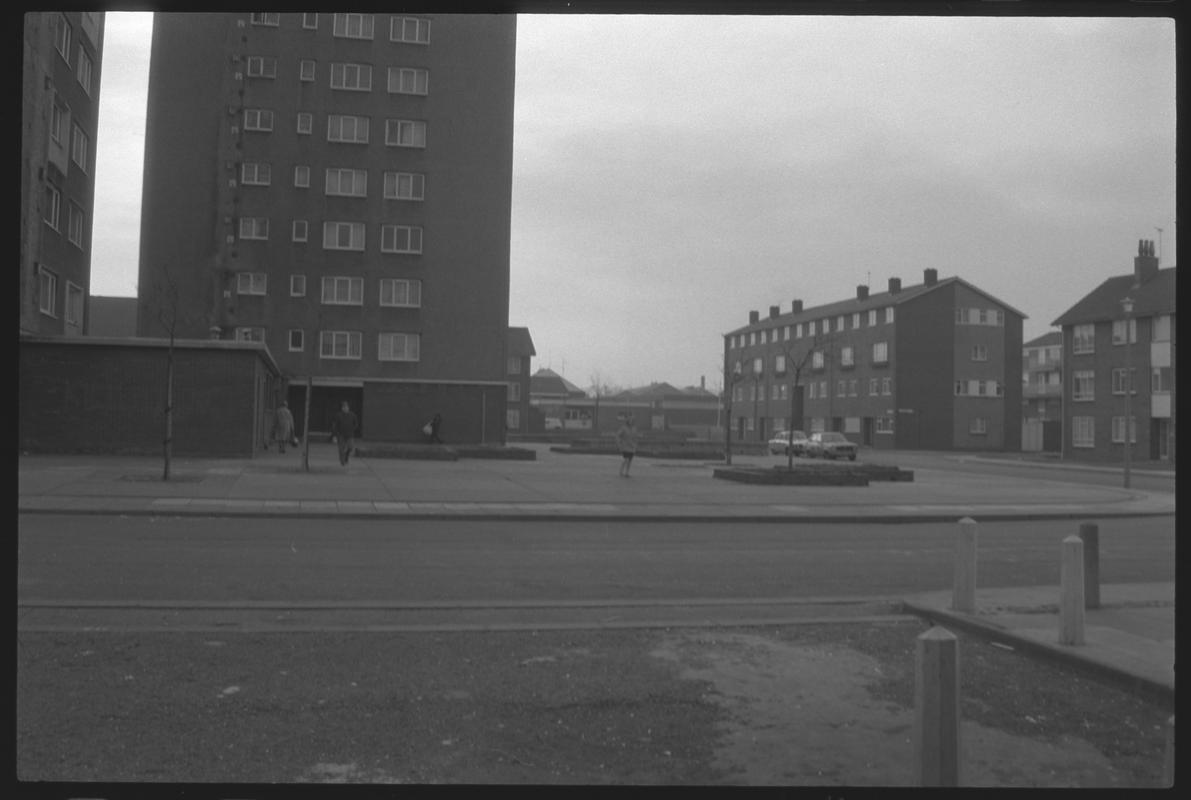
[273,401,295,453]
[428,413,443,444]
[331,401,359,466]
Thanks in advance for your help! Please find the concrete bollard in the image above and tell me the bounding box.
[952,517,978,614]
[1163,715,1174,787]
[1059,535,1085,645]
[915,626,961,786]
[1079,522,1100,610]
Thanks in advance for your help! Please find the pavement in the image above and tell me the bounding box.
[18,441,1176,702]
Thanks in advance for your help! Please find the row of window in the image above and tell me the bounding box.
[244,59,431,96]
[1071,416,1137,447]
[1070,367,1173,400]
[238,165,425,201]
[237,220,423,253]
[730,307,896,349]
[953,379,1006,397]
[1071,315,1172,353]
[236,327,421,361]
[955,307,1006,326]
[42,184,86,247]
[250,13,430,44]
[36,266,84,326]
[53,13,97,96]
[50,105,90,173]
[236,273,422,307]
[239,111,428,150]
[737,341,891,375]
[733,376,895,402]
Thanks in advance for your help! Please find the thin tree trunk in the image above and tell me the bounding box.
[302,375,312,472]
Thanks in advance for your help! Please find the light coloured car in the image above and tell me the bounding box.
[768,430,810,456]
[806,431,858,460]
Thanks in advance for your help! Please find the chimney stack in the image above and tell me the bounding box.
[888,277,902,294]
[749,310,760,324]
[1134,239,1159,285]
[791,300,803,313]
[769,305,781,319]
[856,285,869,300]
[924,268,938,286]
[701,375,705,390]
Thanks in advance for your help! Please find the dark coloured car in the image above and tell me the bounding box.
[806,431,858,461]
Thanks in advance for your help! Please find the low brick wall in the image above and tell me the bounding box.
[714,464,914,485]
[352,443,536,461]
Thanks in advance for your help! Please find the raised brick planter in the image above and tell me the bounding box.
[713,464,914,485]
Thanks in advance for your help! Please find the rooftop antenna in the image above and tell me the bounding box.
[1156,227,1163,264]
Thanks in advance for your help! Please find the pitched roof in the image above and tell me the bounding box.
[1051,267,1176,327]
[1024,331,1062,349]
[530,367,585,398]
[725,274,1026,336]
[507,326,536,357]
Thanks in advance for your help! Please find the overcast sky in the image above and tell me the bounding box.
[91,11,1177,391]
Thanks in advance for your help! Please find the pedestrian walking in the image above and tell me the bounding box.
[332,401,359,466]
[272,400,295,454]
[616,413,638,477]
[426,412,443,444]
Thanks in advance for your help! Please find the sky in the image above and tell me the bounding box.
[90,11,1177,392]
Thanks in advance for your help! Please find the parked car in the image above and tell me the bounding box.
[768,430,810,456]
[806,431,858,460]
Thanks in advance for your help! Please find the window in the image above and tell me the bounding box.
[760,330,768,344]
[246,56,277,78]
[239,217,269,240]
[294,165,311,188]
[235,327,265,343]
[1152,314,1171,342]
[780,384,788,401]
[821,318,831,334]
[381,225,423,254]
[971,345,987,361]
[849,379,858,397]
[970,417,989,435]
[808,320,817,336]
[837,380,846,397]
[1072,416,1095,448]
[290,275,306,296]
[44,184,61,229]
[1111,416,1137,444]
[378,332,419,361]
[236,272,267,295]
[882,377,892,395]
[749,332,756,346]
[379,278,421,307]
[837,315,846,331]
[76,48,93,94]
[774,354,786,373]
[819,380,827,399]
[752,357,763,375]
[1072,370,1095,401]
[872,341,889,364]
[868,309,878,326]
[808,382,816,400]
[299,60,316,81]
[38,267,57,316]
[1073,324,1095,354]
[296,113,313,135]
[386,119,427,148]
[325,168,367,196]
[384,172,425,200]
[507,410,521,430]
[508,357,521,375]
[392,16,430,43]
[327,114,369,143]
[67,203,84,247]
[241,162,271,185]
[292,220,308,242]
[289,329,304,351]
[65,282,84,327]
[1152,367,1173,393]
[323,221,366,250]
[883,307,893,324]
[55,14,71,61]
[795,323,803,339]
[389,67,429,95]
[1111,318,1137,345]
[840,346,854,367]
[509,383,522,402]
[876,417,894,434]
[333,13,374,39]
[250,13,280,26]
[71,123,88,171]
[331,63,372,91]
[1111,368,1137,395]
[302,13,318,29]
[50,103,64,144]
[321,276,364,305]
[852,312,861,329]
[244,109,274,131]
[869,378,878,396]
[811,351,824,370]
[320,330,362,359]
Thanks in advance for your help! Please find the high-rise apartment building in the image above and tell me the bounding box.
[20,11,104,336]
[137,13,517,442]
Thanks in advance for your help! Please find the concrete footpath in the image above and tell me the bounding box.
[17,442,1176,701]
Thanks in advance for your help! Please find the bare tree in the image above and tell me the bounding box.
[721,356,746,465]
[775,328,835,469]
[150,265,186,481]
[587,371,620,435]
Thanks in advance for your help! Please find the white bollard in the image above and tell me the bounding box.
[952,517,978,613]
[915,626,961,786]
[1059,535,1085,645]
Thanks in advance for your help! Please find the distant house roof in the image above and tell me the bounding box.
[1023,331,1062,349]
[614,381,720,403]
[530,367,586,398]
[725,274,1026,336]
[87,296,138,338]
[507,326,536,357]
[1051,267,1176,327]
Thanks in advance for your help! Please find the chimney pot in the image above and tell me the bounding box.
[769,305,781,319]
[749,310,760,324]
[1134,239,1159,284]
[856,285,869,300]
[888,277,902,294]
[791,300,803,313]
[924,268,938,286]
